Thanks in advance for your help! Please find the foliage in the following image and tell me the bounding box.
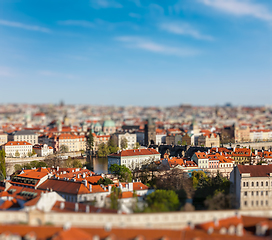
[134,142,140,149]
[108,138,118,154]
[44,154,64,168]
[120,137,128,150]
[86,130,94,152]
[193,171,231,210]
[32,149,36,156]
[66,157,83,168]
[59,145,69,153]
[0,150,6,179]
[97,177,113,186]
[97,143,110,157]
[27,151,32,157]
[15,150,20,157]
[257,161,267,165]
[109,186,121,210]
[155,169,194,206]
[144,190,179,212]
[109,164,132,182]
[191,171,209,189]
[14,161,48,171]
[182,140,187,146]
[177,141,181,145]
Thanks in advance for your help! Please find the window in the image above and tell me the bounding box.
[244,201,247,206]
[266,181,268,186]
[266,191,268,196]
[251,201,254,206]
[256,191,259,196]
[266,200,268,205]
[256,182,259,187]
[243,182,245,187]
[256,201,258,206]
[261,182,263,187]
[246,182,248,187]
[252,191,254,196]
[261,200,263,206]
[261,191,263,196]
[244,191,247,196]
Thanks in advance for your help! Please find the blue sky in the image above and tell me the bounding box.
[0,0,271,106]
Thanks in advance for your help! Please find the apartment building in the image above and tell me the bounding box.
[230,165,272,210]
[108,148,161,170]
[33,144,54,157]
[113,132,137,150]
[8,130,38,145]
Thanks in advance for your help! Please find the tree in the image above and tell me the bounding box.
[15,150,20,158]
[108,138,118,154]
[27,151,32,157]
[134,142,140,149]
[32,149,36,156]
[0,150,6,179]
[86,130,94,153]
[66,158,83,168]
[120,137,128,150]
[97,177,113,186]
[109,164,132,182]
[109,186,121,210]
[59,145,69,153]
[97,143,110,157]
[144,190,179,212]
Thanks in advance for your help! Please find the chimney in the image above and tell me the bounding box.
[75,203,79,212]
[83,173,86,178]
[108,185,112,193]
[89,184,92,192]
[60,202,65,210]
[57,166,59,171]
[83,179,87,187]
[86,205,90,213]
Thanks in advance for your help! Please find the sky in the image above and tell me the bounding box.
[0,0,271,106]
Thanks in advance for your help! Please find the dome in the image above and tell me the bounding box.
[103,120,115,128]
[94,122,102,128]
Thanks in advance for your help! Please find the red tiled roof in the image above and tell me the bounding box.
[4,141,32,146]
[238,165,272,177]
[109,148,160,157]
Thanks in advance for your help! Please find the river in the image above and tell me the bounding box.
[91,157,108,174]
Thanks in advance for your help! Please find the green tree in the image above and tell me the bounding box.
[109,186,121,210]
[97,177,113,186]
[108,138,118,154]
[15,150,20,158]
[134,142,140,149]
[66,157,83,168]
[27,151,32,157]
[97,143,110,157]
[182,140,187,146]
[0,150,6,179]
[32,149,36,156]
[120,137,128,150]
[257,161,266,165]
[59,145,69,153]
[86,130,94,153]
[177,141,181,145]
[109,164,132,182]
[144,190,179,212]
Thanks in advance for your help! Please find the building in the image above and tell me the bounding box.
[113,132,137,150]
[192,152,209,169]
[230,165,272,210]
[102,119,116,135]
[198,133,220,148]
[108,148,161,170]
[144,118,156,146]
[0,131,8,146]
[3,141,33,158]
[232,148,252,164]
[8,130,38,145]
[33,144,54,157]
[235,125,250,143]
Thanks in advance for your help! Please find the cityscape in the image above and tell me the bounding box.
[1,0,272,239]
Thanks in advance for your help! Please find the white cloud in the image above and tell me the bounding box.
[116,36,199,56]
[199,0,272,22]
[90,0,122,9]
[58,20,95,28]
[0,19,50,33]
[160,22,213,41]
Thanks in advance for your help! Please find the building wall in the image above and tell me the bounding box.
[4,143,33,157]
